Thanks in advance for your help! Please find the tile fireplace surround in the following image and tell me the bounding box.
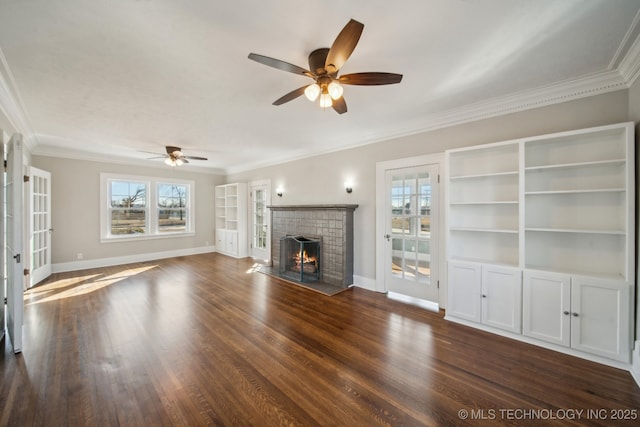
[268,204,358,287]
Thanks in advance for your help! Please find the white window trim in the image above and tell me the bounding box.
[100,173,195,243]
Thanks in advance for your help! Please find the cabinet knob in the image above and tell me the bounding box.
[572,312,579,317]
[481,294,487,298]
[563,311,570,316]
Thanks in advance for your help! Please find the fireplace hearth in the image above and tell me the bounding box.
[279,235,321,283]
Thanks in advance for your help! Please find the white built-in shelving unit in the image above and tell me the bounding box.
[445,122,634,366]
[523,127,629,279]
[448,142,520,267]
[215,183,247,258]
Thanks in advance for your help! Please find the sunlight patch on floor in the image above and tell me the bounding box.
[246,262,265,274]
[25,265,157,305]
[387,291,439,312]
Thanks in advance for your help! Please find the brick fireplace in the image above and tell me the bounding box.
[268,204,358,287]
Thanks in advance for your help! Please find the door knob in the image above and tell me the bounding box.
[384,234,391,241]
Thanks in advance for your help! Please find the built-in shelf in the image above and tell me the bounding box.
[447,141,520,265]
[446,122,634,365]
[525,188,625,195]
[215,183,247,258]
[524,159,626,171]
[449,171,519,180]
[525,228,625,235]
[450,227,518,234]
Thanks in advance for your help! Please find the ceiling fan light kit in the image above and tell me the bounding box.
[144,145,208,167]
[165,157,184,167]
[304,83,321,101]
[248,19,402,114]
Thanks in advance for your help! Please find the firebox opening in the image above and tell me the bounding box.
[279,235,321,283]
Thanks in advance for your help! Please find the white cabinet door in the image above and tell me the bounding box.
[481,265,522,333]
[523,270,571,347]
[226,231,238,255]
[447,261,481,322]
[216,229,226,253]
[570,276,630,362]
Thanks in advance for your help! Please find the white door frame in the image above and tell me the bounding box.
[375,153,447,307]
[248,179,271,263]
[0,130,6,344]
[6,133,24,353]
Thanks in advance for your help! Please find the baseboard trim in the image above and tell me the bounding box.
[632,340,640,387]
[52,246,216,273]
[444,314,632,372]
[352,275,377,292]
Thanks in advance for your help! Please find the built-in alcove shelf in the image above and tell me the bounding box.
[446,122,634,366]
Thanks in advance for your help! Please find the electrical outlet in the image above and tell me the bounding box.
[77,253,83,260]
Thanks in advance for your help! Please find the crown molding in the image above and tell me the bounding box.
[619,31,640,86]
[32,135,226,175]
[226,69,629,175]
[0,47,37,150]
[413,70,628,133]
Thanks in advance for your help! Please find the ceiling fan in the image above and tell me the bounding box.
[248,19,403,114]
[146,146,208,167]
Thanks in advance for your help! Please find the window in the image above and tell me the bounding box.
[110,180,147,235]
[101,174,194,241]
[158,183,187,233]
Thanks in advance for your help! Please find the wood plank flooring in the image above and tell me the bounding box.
[1,253,639,426]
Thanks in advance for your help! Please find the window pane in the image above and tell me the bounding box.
[158,209,187,233]
[158,184,187,207]
[111,181,146,207]
[111,209,146,235]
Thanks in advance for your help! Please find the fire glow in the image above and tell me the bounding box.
[292,250,318,273]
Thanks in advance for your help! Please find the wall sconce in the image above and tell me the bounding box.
[276,187,283,197]
[345,182,353,193]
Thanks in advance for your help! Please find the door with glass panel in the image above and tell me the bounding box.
[384,165,439,302]
[29,167,52,287]
[250,182,270,262]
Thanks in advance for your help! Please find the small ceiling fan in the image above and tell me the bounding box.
[248,19,402,114]
[146,146,208,167]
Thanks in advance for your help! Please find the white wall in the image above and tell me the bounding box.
[228,90,630,287]
[31,156,224,267]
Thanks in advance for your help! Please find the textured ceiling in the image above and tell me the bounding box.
[0,0,639,174]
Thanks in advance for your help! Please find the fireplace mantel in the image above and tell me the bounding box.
[269,204,357,287]
[268,204,358,211]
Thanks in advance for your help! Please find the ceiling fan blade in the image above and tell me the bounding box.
[273,86,308,105]
[339,72,403,85]
[146,156,168,160]
[325,19,364,74]
[139,150,166,156]
[183,156,208,161]
[332,96,347,114]
[248,53,314,77]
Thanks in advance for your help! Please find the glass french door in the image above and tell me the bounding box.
[384,164,439,302]
[29,167,52,287]
[250,183,269,261]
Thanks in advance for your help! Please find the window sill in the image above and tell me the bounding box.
[101,232,195,244]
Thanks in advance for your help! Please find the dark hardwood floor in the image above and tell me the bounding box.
[1,253,639,426]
